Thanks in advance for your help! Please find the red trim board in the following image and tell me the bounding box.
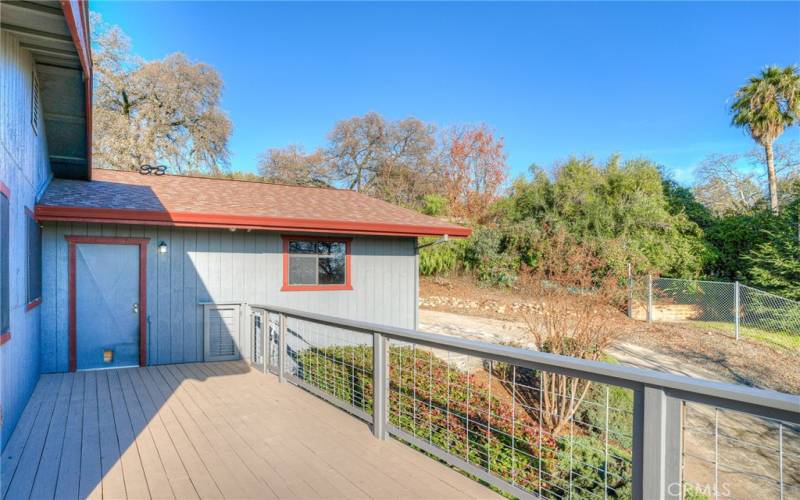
[281,236,353,292]
[59,0,92,179]
[35,205,471,238]
[25,298,42,312]
[0,182,10,198]
[65,236,149,372]
[0,332,10,346]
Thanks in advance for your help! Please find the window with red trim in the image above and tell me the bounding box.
[1,187,9,334]
[26,208,42,308]
[282,237,352,291]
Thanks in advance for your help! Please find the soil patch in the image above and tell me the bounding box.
[420,276,800,394]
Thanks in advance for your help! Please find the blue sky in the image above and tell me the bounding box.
[92,1,800,185]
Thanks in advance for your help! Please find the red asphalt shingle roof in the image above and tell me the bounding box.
[36,169,470,237]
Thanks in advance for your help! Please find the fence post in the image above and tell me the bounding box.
[647,274,653,323]
[734,282,740,341]
[372,332,388,440]
[628,263,634,319]
[278,312,287,383]
[633,386,682,500]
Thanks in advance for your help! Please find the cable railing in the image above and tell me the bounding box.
[250,304,800,500]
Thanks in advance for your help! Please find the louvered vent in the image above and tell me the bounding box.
[31,70,39,135]
[204,306,240,361]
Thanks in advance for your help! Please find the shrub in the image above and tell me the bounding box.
[577,356,634,449]
[462,227,520,286]
[553,435,632,498]
[521,229,626,436]
[421,193,449,216]
[684,483,709,500]
[418,238,466,276]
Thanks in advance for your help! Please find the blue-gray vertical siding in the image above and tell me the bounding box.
[0,32,51,447]
[39,224,418,372]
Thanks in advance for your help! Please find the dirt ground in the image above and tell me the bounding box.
[420,275,800,395]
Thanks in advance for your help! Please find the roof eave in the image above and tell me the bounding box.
[34,205,472,238]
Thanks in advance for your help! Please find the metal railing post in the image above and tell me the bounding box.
[262,311,269,374]
[647,274,653,323]
[633,386,682,500]
[278,312,287,383]
[734,281,740,341]
[372,332,388,440]
[628,263,633,319]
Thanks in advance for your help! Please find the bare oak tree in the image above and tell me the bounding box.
[747,140,800,182]
[694,142,799,215]
[327,113,440,206]
[693,153,763,215]
[257,145,330,186]
[92,14,232,174]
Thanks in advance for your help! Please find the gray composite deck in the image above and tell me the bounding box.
[1,361,497,499]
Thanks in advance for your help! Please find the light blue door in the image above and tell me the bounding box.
[76,244,140,370]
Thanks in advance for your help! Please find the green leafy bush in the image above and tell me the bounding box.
[490,157,710,279]
[742,198,800,300]
[421,193,449,216]
[461,227,516,285]
[684,483,710,500]
[577,357,634,449]
[418,238,466,276]
[460,225,543,286]
[553,435,632,498]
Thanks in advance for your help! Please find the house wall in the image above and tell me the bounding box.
[39,223,418,372]
[0,32,51,447]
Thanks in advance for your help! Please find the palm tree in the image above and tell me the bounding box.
[730,65,800,214]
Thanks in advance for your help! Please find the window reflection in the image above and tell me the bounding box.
[287,239,347,286]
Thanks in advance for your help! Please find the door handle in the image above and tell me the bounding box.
[132,303,139,314]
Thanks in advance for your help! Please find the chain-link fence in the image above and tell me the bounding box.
[629,276,800,350]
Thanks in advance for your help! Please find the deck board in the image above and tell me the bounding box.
[54,371,85,500]
[152,364,257,498]
[133,366,221,498]
[78,371,102,500]
[30,371,75,499]
[120,368,199,499]
[96,370,126,499]
[2,362,499,499]
[1,374,60,497]
[4,374,66,500]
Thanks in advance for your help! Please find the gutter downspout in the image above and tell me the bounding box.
[415,234,449,250]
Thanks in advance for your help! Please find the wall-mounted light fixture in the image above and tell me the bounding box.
[158,241,168,254]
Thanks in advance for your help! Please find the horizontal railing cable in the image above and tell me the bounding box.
[251,304,799,423]
[249,304,800,500]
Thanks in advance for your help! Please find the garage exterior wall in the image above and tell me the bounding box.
[0,32,52,447]
[39,223,418,373]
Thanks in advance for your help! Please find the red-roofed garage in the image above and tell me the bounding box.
[34,169,469,372]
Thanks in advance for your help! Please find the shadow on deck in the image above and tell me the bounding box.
[1,361,497,499]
